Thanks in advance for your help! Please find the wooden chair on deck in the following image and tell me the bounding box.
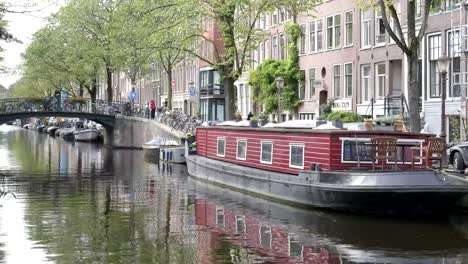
[370,137,398,171]
[410,137,445,170]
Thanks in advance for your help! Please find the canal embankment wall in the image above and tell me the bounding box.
[104,116,183,149]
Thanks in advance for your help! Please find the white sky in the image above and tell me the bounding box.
[0,0,63,88]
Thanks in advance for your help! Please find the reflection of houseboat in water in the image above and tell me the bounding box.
[190,178,468,263]
[187,126,468,215]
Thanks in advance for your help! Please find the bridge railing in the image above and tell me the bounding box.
[0,97,203,134]
[0,97,150,117]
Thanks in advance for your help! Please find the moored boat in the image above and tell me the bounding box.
[143,139,161,163]
[187,125,468,215]
[73,129,99,142]
[47,126,59,136]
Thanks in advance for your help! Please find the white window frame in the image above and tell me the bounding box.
[309,20,323,53]
[299,24,307,55]
[289,144,305,169]
[361,64,371,103]
[260,141,273,164]
[344,10,353,47]
[236,138,248,160]
[361,10,372,49]
[340,137,424,165]
[427,33,442,99]
[309,67,316,99]
[326,13,341,50]
[333,64,341,98]
[447,29,461,98]
[375,63,386,99]
[344,62,353,98]
[272,35,278,60]
[217,137,226,157]
[375,8,386,46]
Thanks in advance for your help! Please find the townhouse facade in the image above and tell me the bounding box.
[236,0,468,142]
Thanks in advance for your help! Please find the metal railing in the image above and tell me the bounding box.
[199,84,224,96]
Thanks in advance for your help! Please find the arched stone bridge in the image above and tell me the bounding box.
[0,97,187,148]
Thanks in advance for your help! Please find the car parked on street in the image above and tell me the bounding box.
[448,142,468,171]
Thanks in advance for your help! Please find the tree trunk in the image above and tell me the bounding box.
[90,79,97,103]
[79,83,84,97]
[106,65,113,104]
[224,76,235,121]
[407,52,421,132]
[166,66,173,110]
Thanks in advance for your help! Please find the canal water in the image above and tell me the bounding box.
[1,126,468,263]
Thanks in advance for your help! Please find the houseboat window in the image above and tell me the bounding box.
[216,207,225,228]
[237,139,247,160]
[288,234,303,258]
[260,225,272,248]
[217,137,226,157]
[342,139,423,164]
[261,141,273,164]
[236,215,245,234]
[290,144,304,169]
[342,140,373,162]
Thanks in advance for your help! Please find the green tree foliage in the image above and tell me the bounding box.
[194,0,319,119]
[248,23,303,113]
[326,111,363,123]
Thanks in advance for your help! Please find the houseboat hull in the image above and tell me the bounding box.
[187,155,468,215]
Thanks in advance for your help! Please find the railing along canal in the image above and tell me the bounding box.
[0,97,203,134]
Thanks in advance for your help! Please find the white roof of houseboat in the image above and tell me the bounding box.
[269,120,320,129]
[218,120,250,127]
[315,123,339,130]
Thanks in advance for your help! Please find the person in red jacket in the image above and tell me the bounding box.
[150,100,156,119]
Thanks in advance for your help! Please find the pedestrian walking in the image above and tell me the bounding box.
[150,100,156,119]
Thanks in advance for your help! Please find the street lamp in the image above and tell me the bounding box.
[275,77,284,123]
[437,55,450,167]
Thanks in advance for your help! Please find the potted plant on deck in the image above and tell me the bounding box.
[364,118,374,131]
[257,112,268,126]
[250,116,259,128]
[393,117,405,132]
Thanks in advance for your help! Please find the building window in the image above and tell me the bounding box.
[299,24,306,54]
[260,225,272,248]
[416,0,422,17]
[361,65,371,102]
[217,137,226,157]
[272,36,278,59]
[327,14,341,49]
[289,144,304,169]
[239,83,244,115]
[260,141,273,164]
[236,139,247,160]
[279,9,286,23]
[309,21,316,52]
[429,34,441,98]
[272,10,278,25]
[265,40,270,59]
[279,33,286,60]
[375,63,386,99]
[344,63,352,98]
[309,68,316,98]
[345,11,353,46]
[446,0,461,11]
[299,70,306,100]
[299,113,314,120]
[361,9,372,48]
[375,8,386,45]
[333,65,341,98]
[448,30,461,97]
[259,41,265,63]
[317,20,323,51]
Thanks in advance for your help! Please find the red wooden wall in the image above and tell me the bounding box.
[196,127,431,174]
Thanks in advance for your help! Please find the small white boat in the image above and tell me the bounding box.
[160,145,185,164]
[73,129,99,142]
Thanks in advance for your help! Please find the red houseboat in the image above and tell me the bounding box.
[186,125,468,215]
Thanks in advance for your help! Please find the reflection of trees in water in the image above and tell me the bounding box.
[20,158,196,263]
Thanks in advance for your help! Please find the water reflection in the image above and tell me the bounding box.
[1,125,468,263]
